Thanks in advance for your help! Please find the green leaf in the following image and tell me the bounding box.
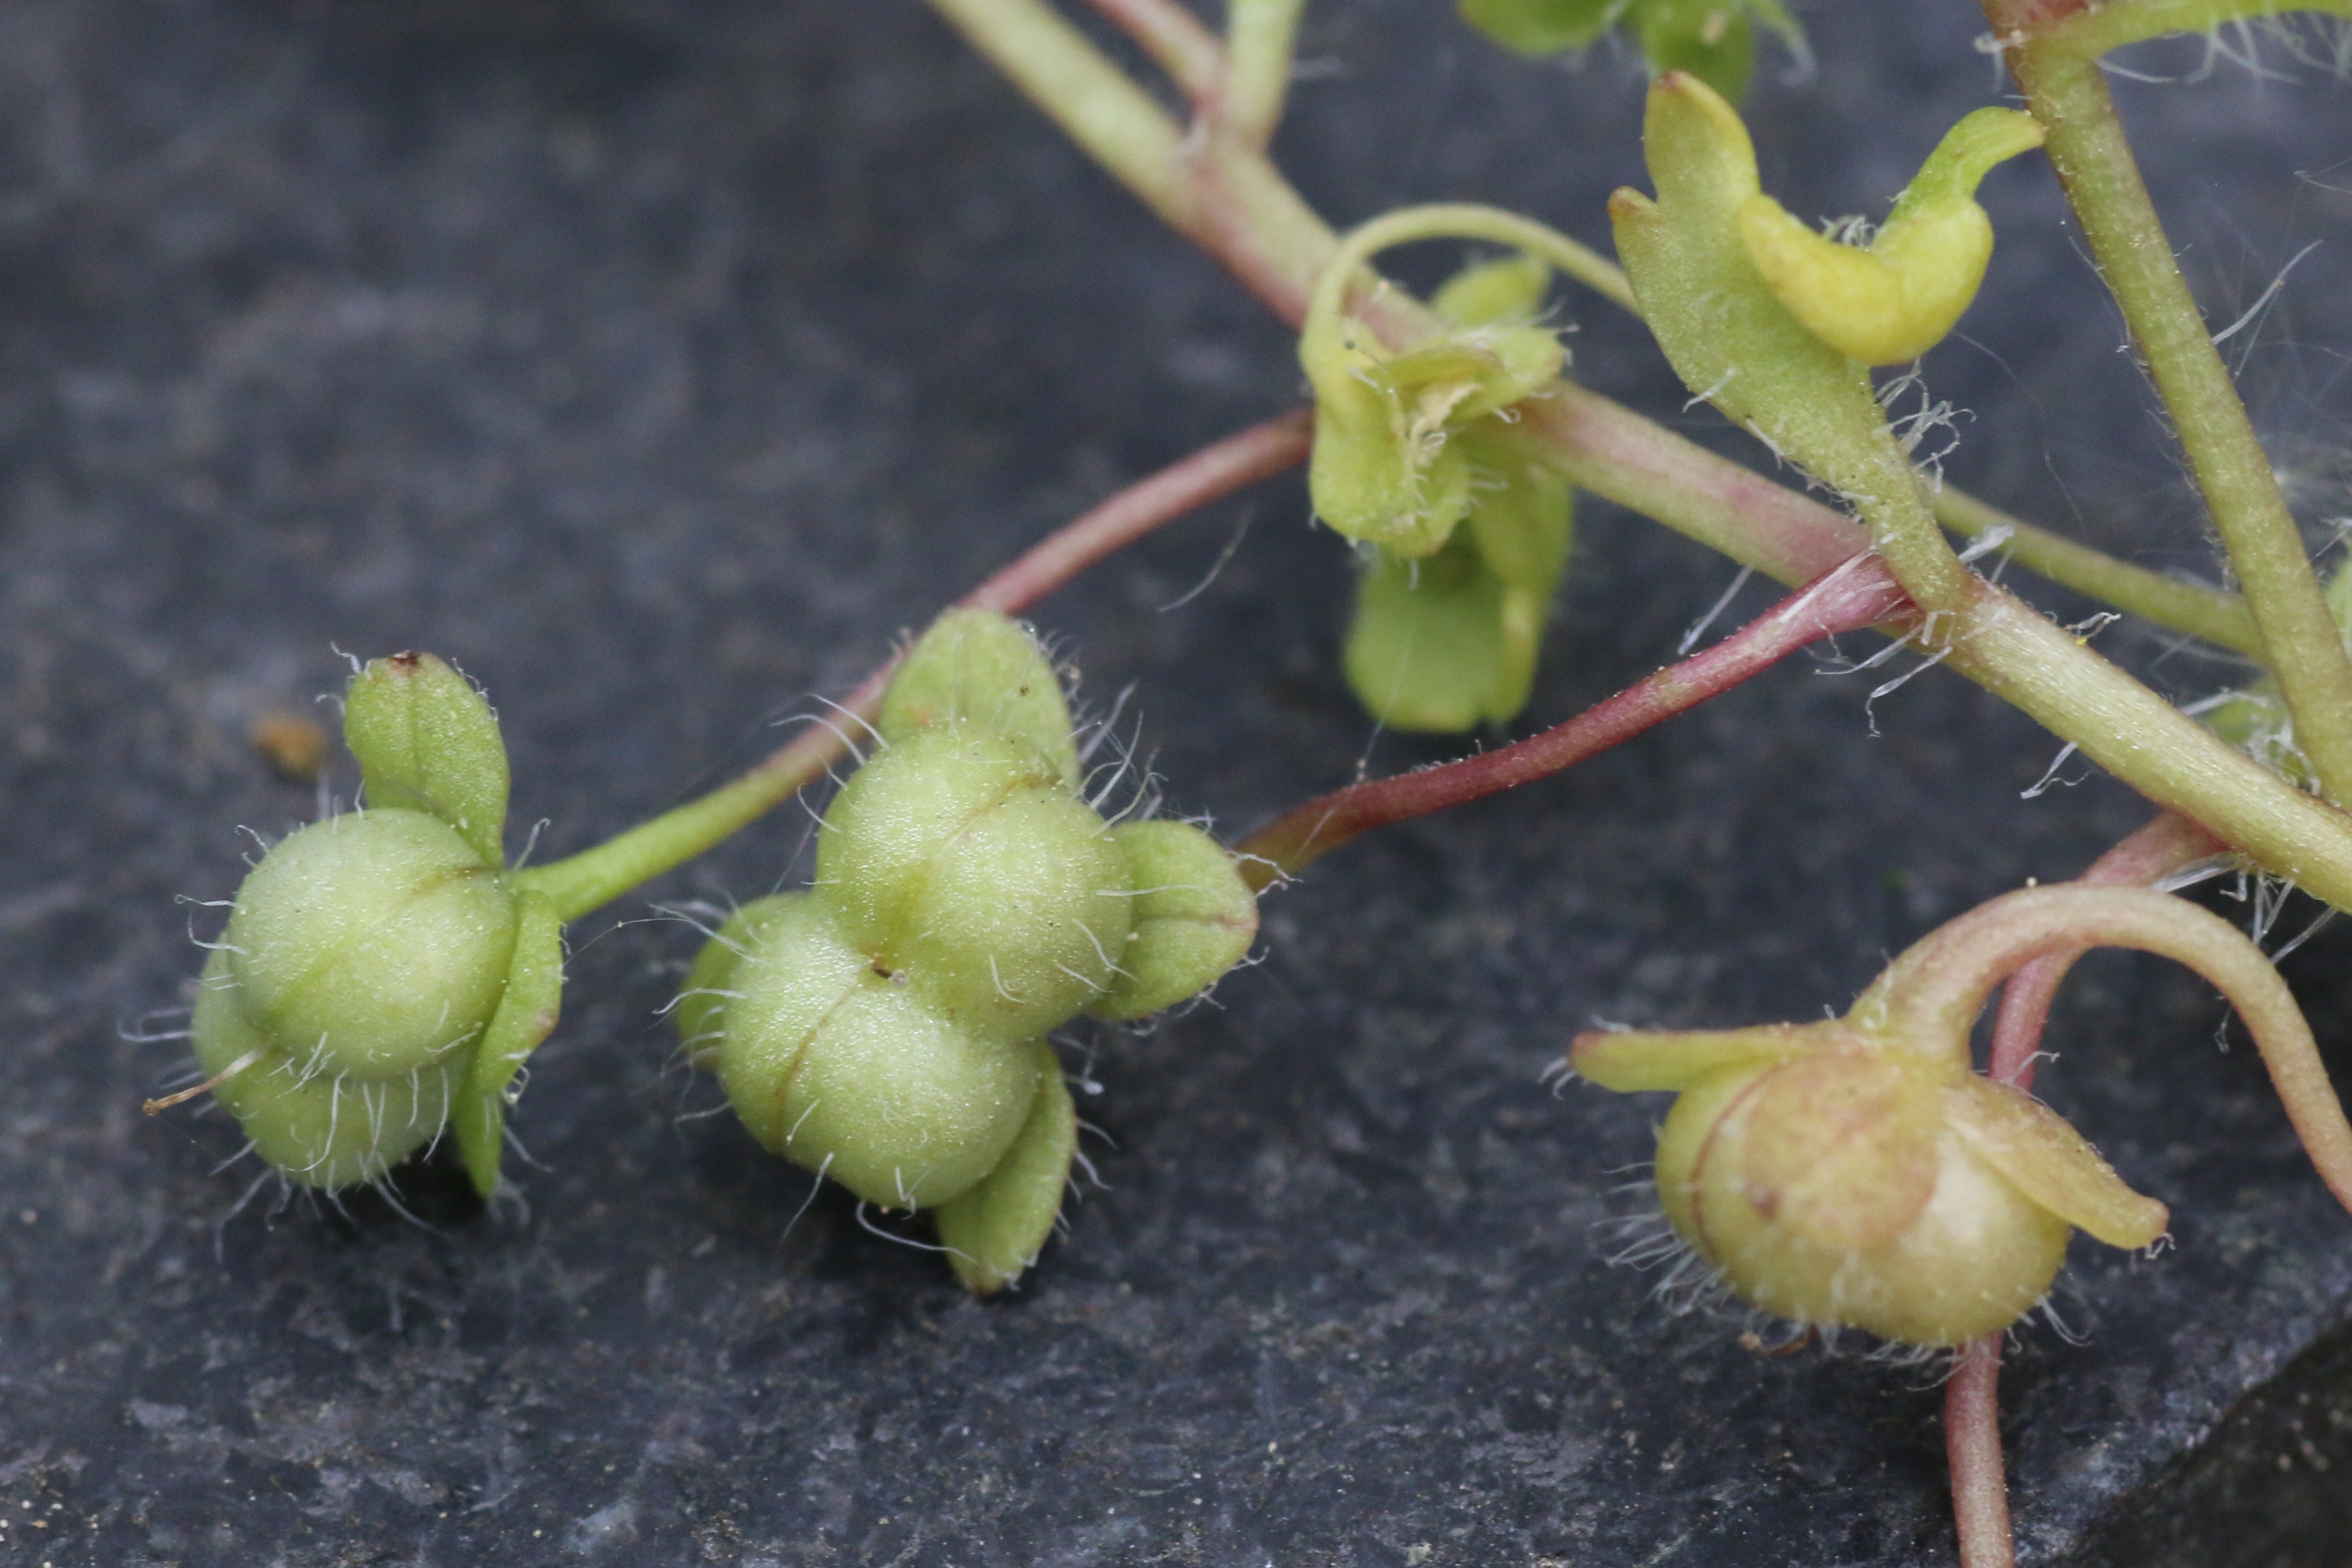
[935,1041,1077,1295]
[1459,0,1624,55]
[344,651,511,866]
[456,888,564,1199]
[1609,74,1912,516]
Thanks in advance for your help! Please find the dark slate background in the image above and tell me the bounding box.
[4,1,2352,1564]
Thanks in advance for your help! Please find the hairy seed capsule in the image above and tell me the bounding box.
[1655,1047,2070,1346]
[222,809,521,1083]
[179,652,562,1198]
[687,609,1260,1290]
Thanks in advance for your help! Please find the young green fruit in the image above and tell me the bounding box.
[1577,1018,2165,1347]
[1571,892,2185,1347]
[686,609,1257,1292]
[178,653,563,1196]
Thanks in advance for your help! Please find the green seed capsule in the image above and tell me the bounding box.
[192,948,464,1189]
[180,651,562,1199]
[1653,1047,2071,1346]
[1577,1007,2168,1347]
[686,608,1261,1290]
[675,895,799,1072]
[222,808,520,1083]
[716,893,1038,1209]
[877,607,1081,786]
[819,725,1131,1035]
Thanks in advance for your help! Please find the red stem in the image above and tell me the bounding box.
[1947,809,2224,1568]
[1235,552,1911,887]
[964,409,1310,615]
[1986,812,2228,1084]
[741,409,1312,787]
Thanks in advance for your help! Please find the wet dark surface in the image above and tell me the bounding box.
[4,1,2352,1563]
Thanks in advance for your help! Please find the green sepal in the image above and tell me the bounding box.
[936,1041,1078,1295]
[456,888,564,1199]
[1301,305,1562,561]
[676,895,799,1071]
[1432,251,1552,329]
[1571,1021,1821,1093]
[344,651,511,867]
[1344,430,1572,732]
[1348,535,1522,732]
[877,607,1081,786]
[1092,820,1260,1020]
[1943,1075,2168,1252]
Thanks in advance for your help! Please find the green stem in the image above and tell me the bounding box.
[1933,486,2262,657]
[927,0,1203,239]
[2006,41,2352,800]
[515,409,1314,922]
[2034,0,2352,56]
[1223,0,1305,148]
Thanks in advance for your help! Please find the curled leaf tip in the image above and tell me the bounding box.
[1739,105,2043,365]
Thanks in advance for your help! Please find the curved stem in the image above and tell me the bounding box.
[1081,0,1226,106]
[1986,813,2228,1081]
[1946,811,2222,1568]
[1236,553,1909,885]
[517,410,1313,922]
[1867,884,2352,1214]
[1310,201,1638,323]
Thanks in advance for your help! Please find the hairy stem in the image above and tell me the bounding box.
[2035,0,2352,57]
[1237,554,1909,884]
[1946,1340,2015,1568]
[1934,487,2261,658]
[1986,812,2227,1080]
[517,410,1313,922]
[1999,37,2352,802]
